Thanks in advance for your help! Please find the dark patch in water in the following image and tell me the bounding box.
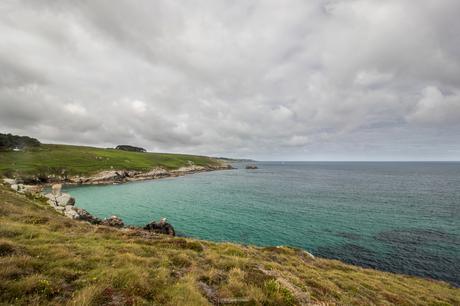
[375,228,460,246]
[317,229,460,287]
[372,228,460,286]
[382,249,460,287]
[335,232,361,240]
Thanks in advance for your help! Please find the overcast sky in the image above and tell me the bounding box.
[1,0,459,160]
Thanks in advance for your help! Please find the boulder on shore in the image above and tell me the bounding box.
[3,178,16,185]
[101,215,124,228]
[73,207,102,224]
[56,193,75,206]
[6,181,43,195]
[132,168,169,179]
[64,206,80,219]
[22,185,43,195]
[45,192,75,207]
[51,184,62,196]
[143,218,176,236]
[87,171,128,184]
[171,165,206,174]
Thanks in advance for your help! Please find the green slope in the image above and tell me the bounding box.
[0,144,223,178]
[0,185,458,305]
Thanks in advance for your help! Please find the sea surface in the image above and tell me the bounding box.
[65,162,460,286]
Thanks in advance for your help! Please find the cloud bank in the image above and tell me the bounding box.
[1,0,459,160]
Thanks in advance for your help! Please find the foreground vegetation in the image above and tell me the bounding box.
[0,144,223,178]
[0,185,458,305]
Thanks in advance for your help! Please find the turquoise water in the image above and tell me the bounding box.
[65,162,460,286]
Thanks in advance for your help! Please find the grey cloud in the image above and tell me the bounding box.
[0,0,459,160]
[406,86,460,126]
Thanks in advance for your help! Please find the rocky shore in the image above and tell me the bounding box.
[2,164,232,236]
[65,164,233,185]
[8,181,177,236]
[8,163,233,186]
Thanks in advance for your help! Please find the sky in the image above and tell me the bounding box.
[0,0,459,161]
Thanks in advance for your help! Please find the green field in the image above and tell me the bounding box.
[0,185,458,305]
[0,144,222,178]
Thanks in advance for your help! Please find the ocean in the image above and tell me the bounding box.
[64,162,460,286]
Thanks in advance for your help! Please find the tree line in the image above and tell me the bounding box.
[0,133,41,150]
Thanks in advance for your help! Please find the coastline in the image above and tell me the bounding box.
[4,163,233,188]
[4,161,460,288]
[2,164,233,233]
[1,183,459,305]
[61,162,460,288]
[57,163,233,186]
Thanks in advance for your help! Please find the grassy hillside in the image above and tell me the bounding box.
[0,185,458,305]
[0,144,223,178]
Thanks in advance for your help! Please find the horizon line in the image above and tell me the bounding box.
[243,160,460,163]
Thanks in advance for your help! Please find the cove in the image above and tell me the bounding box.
[64,162,460,286]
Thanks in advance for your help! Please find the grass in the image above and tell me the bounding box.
[0,144,223,178]
[0,184,459,305]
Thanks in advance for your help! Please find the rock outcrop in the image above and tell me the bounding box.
[73,207,102,224]
[101,215,124,228]
[51,183,62,196]
[171,165,206,175]
[64,206,80,219]
[3,160,233,187]
[86,171,128,184]
[3,179,43,195]
[45,192,75,207]
[3,178,16,185]
[144,218,176,236]
[64,163,232,185]
[4,178,181,235]
[2,165,209,237]
[130,168,169,180]
[13,184,43,194]
[43,186,79,219]
[245,165,258,169]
